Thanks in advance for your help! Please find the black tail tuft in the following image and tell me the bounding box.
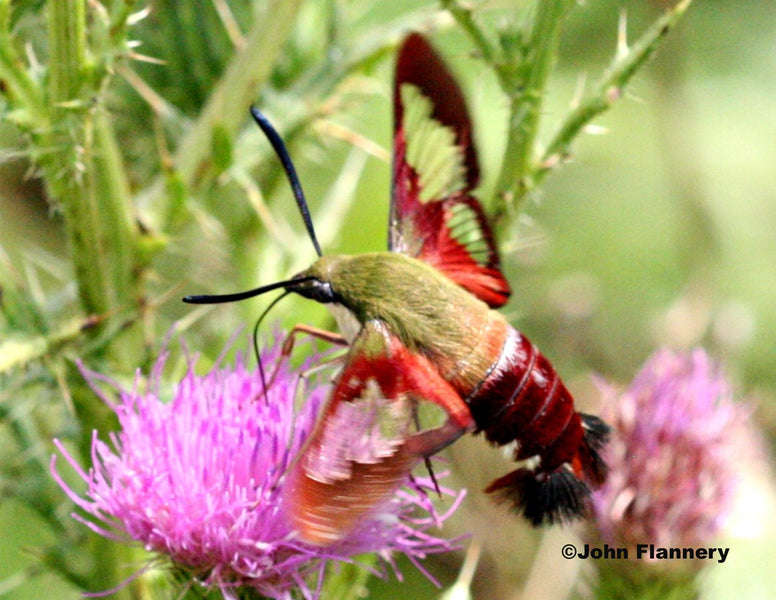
[485,467,591,526]
[579,413,610,486]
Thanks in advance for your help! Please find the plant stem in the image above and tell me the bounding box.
[441,0,497,65]
[48,0,86,102]
[46,0,144,369]
[47,2,143,592]
[495,0,575,212]
[538,0,694,187]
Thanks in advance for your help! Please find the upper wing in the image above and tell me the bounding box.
[282,320,473,546]
[390,33,511,308]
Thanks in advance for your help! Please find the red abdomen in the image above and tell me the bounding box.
[464,327,609,525]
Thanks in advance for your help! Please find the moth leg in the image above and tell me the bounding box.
[280,323,348,358]
[421,457,441,497]
[404,415,470,457]
[265,323,348,390]
[398,354,475,460]
[410,402,441,496]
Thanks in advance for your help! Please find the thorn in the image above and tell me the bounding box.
[616,10,629,60]
[570,73,587,111]
[128,51,167,66]
[127,6,152,26]
[582,124,609,136]
[539,152,563,171]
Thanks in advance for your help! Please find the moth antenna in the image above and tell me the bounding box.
[250,106,323,258]
[252,290,293,400]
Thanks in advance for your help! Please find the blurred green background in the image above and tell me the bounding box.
[1,0,774,598]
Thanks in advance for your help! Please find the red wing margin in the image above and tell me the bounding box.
[282,320,473,546]
[390,33,511,308]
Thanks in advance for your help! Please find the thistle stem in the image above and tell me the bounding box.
[46,0,144,368]
[47,3,143,592]
[48,0,86,102]
[539,0,694,183]
[441,0,497,65]
[494,0,575,211]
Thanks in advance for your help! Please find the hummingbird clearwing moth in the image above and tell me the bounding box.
[185,33,609,546]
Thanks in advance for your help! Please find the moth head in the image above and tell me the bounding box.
[287,257,343,304]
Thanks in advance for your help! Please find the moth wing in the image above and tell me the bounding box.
[282,321,473,546]
[390,33,510,308]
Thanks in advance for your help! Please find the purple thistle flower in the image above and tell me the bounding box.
[52,339,464,599]
[592,348,750,553]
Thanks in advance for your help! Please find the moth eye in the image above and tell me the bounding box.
[293,279,336,304]
[313,281,335,303]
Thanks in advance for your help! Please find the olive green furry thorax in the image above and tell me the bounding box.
[299,252,494,357]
